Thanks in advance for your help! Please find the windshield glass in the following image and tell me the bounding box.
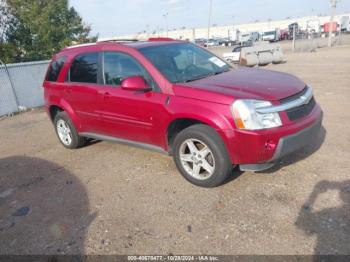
[264,31,275,35]
[139,43,231,83]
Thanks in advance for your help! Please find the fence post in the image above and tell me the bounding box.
[0,59,19,112]
[292,25,296,52]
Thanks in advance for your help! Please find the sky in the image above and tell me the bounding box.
[69,0,350,38]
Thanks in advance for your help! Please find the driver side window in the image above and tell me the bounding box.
[103,52,145,86]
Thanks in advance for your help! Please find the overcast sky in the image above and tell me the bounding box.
[69,0,350,38]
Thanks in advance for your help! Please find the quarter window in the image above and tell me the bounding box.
[70,53,98,84]
[46,56,66,82]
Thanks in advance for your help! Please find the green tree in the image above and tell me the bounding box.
[0,0,17,63]
[1,0,97,63]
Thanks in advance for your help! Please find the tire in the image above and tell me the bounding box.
[173,124,233,187]
[53,111,86,149]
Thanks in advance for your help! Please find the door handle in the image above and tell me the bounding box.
[102,92,112,100]
[66,86,72,94]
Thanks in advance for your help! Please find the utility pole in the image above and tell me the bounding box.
[230,15,235,39]
[207,0,213,41]
[163,12,169,37]
[328,0,339,47]
[146,24,150,38]
[292,24,296,52]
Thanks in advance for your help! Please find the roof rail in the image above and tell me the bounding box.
[148,37,176,42]
[65,42,96,49]
[97,38,139,43]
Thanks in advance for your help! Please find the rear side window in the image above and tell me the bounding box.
[69,53,98,84]
[46,56,66,82]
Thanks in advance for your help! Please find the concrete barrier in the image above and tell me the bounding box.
[239,42,284,67]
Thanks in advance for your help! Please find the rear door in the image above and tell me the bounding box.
[44,56,67,105]
[97,51,167,146]
[62,52,103,133]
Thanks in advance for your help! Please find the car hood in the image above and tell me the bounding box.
[175,67,306,102]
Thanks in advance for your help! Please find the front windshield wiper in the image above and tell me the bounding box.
[184,69,230,83]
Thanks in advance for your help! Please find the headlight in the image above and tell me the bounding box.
[231,99,282,130]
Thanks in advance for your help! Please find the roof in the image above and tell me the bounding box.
[62,38,184,52]
[123,40,183,49]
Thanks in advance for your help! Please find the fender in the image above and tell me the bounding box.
[161,98,237,160]
[48,97,82,132]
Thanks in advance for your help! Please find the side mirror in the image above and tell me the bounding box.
[121,76,151,91]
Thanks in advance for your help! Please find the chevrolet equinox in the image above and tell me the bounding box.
[43,38,323,187]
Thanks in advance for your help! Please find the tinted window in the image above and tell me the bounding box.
[103,52,144,86]
[70,53,98,83]
[139,43,230,83]
[46,56,66,82]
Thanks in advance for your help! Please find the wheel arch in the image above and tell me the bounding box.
[165,114,233,157]
[48,99,81,131]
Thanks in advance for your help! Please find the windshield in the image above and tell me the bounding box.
[139,43,231,83]
[264,31,275,35]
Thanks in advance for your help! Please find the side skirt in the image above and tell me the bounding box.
[239,163,275,172]
[80,132,169,155]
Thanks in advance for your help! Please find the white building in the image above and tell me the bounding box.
[99,13,350,41]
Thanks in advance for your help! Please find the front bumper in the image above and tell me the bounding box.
[239,111,323,171]
[270,112,322,161]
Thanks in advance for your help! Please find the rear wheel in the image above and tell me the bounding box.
[173,124,233,187]
[54,111,86,149]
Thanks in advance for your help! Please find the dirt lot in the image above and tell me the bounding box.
[0,44,350,255]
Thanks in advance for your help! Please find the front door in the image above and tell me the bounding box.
[98,51,167,146]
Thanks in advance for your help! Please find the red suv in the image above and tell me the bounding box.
[43,39,323,187]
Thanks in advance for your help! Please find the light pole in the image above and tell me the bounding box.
[229,15,235,39]
[207,0,213,41]
[146,24,150,38]
[328,0,339,47]
[163,12,169,37]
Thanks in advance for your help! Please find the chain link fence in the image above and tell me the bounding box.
[292,32,350,52]
[0,60,49,117]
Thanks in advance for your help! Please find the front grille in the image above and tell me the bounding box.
[285,97,316,121]
[280,86,316,121]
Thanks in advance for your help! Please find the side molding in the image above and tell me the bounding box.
[80,132,169,155]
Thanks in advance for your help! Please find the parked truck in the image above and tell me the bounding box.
[340,16,350,33]
[306,19,321,34]
[288,23,300,40]
[238,31,260,43]
[228,29,240,44]
[322,22,339,34]
[262,29,279,42]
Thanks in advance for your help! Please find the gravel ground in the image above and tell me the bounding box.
[0,44,350,255]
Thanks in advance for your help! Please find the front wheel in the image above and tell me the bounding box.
[173,124,233,187]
